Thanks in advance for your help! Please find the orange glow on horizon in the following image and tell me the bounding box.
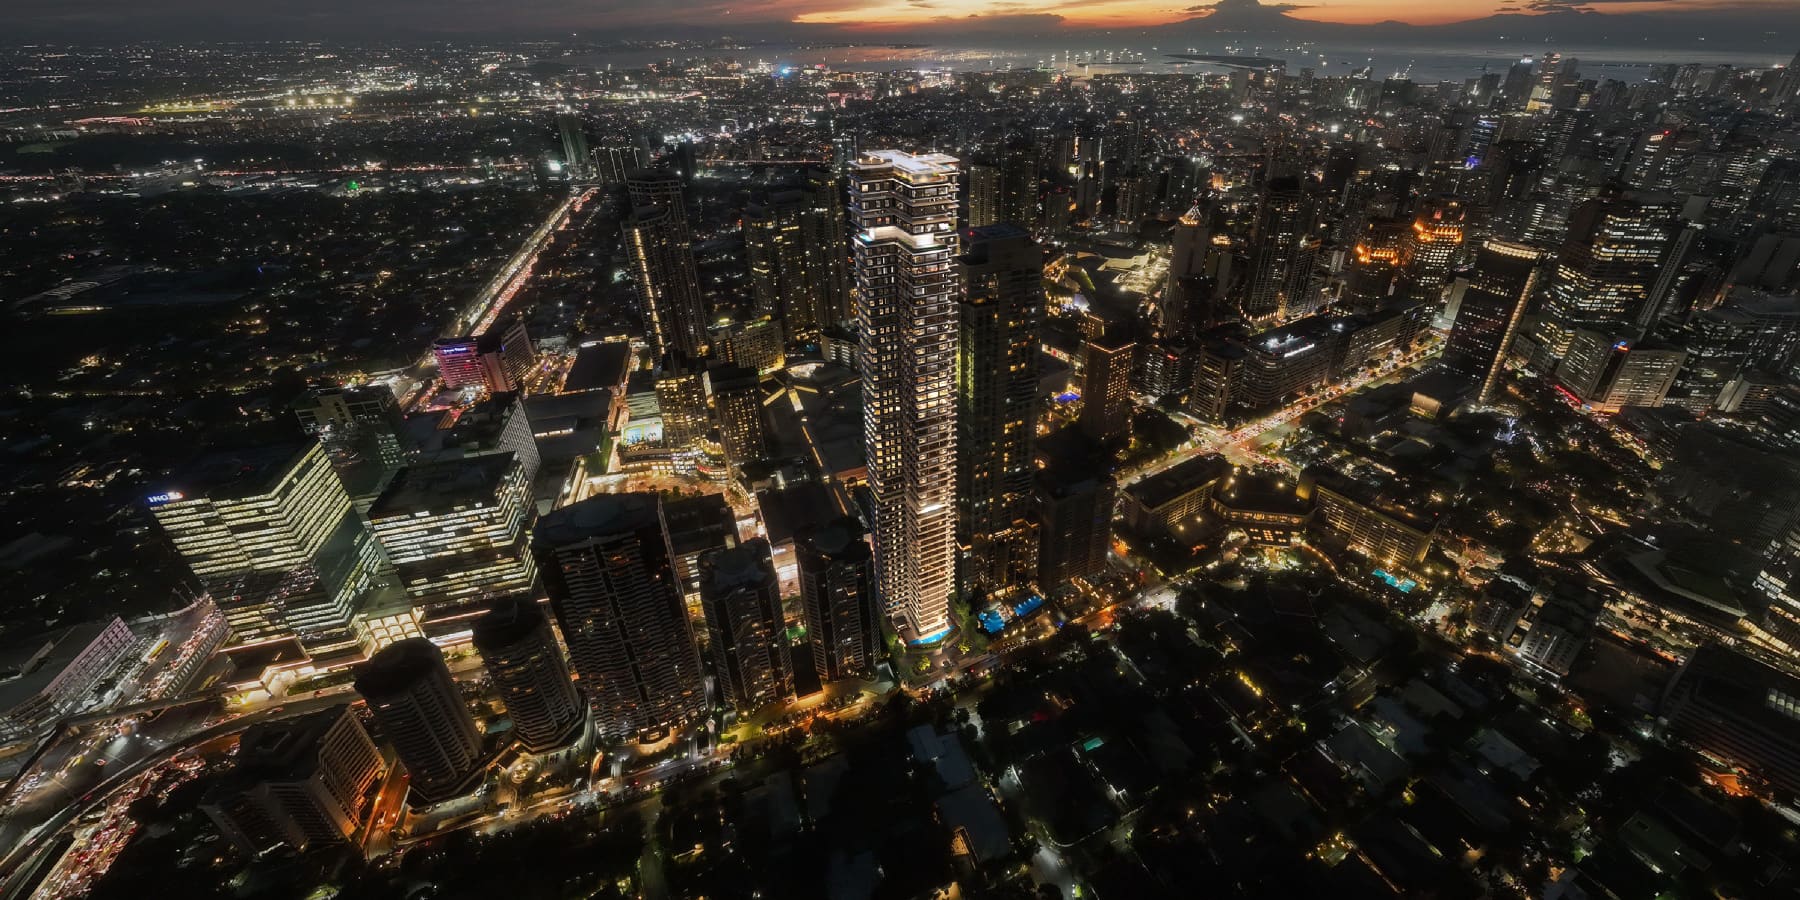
[791,0,1761,31]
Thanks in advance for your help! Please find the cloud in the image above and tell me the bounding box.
[1184,0,1311,16]
[1520,0,1679,11]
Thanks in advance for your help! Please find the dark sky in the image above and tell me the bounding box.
[8,0,1799,48]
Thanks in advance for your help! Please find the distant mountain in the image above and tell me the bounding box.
[1161,0,1798,55]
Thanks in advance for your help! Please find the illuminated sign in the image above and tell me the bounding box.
[1282,343,1317,358]
[146,491,185,505]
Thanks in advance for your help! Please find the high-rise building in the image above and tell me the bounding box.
[956,223,1042,594]
[1242,175,1316,323]
[1398,196,1468,304]
[429,391,541,484]
[200,704,387,854]
[354,638,485,803]
[1532,191,1679,364]
[625,171,707,358]
[1036,457,1117,586]
[150,443,378,652]
[795,517,880,683]
[744,176,849,333]
[699,540,794,710]
[655,352,710,449]
[432,318,535,394]
[1554,332,1686,413]
[367,453,537,616]
[851,150,962,643]
[1081,332,1136,444]
[1443,240,1544,404]
[556,115,591,181]
[533,494,708,743]
[710,315,785,375]
[966,162,1002,228]
[708,363,768,466]
[1165,202,1211,336]
[471,596,584,753]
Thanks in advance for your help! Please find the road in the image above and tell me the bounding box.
[1124,338,1442,487]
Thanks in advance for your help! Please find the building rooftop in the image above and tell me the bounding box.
[235,704,357,782]
[1126,454,1232,510]
[0,618,127,716]
[564,341,633,394]
[533,492,663,549]
[368,452,518,519]
[151,443,311,504]
[353,637,449,699]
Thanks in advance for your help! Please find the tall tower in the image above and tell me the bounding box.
[699,540,795,711]
[1242,176,1315,323]
[1165,202,1211,336]
[1533,191,1678,364]
[471,596,584,753]
[354,638,485,803]
[624,170,707,358]
[654,352,710,449]
[966,163,1002,228]
[850,150,962,644]
[149,443,378,652]
[1444,240,1544,404]
[795,518,880,683]
[1081,332,1136,444]
[556,115,591,181]
[532,493,707,743]
[956,223,1042,595]
[1399,196,1468,305]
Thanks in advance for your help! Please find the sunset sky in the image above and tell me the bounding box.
[787,0,1781,30]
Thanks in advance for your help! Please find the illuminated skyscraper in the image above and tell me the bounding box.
[533,493,707,743]
[200,704,386,854]
[795,518,880,682]
[1443,240,1544,404]
[708,363,768,466]
[556,114,591,181]
[851,150,962,643]
[1399,196,1468,304]
[956,224,1042,595]
[354,638,485,803]
[744,172,850,334]
[654,352,710,449]
[1242,175,1316,323]
[150,443,378,652]
[366,453,537,616]
[625,170,707,358]
[699,540,794,711]
[1531,191,1679,364]
[471,596,584,753]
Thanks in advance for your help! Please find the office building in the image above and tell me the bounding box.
[471,596,584,753]
[699,540,795,711]
[1533,192,1679,363]
[851,150,962,643]
[956,223,1043,594]
[625,171,707,358]
[367,453,537,615]
[1555,332,1686,413]
[795,518,881,683]
[664,493,740,602]
[200,704,387,853]
[150,443,378,652]
[430,391,541,485]
[1662,644,1800,796]
[354,638,485,803]
[533,494,707,743]
[1080,332,1136,443]
[708,363,768,466]
[1443,240,1544,404]
[1398,196,1468,304]
[965,162,1002,228]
